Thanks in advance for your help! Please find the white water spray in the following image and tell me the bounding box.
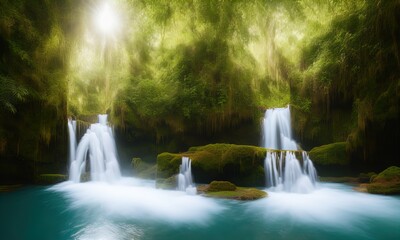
[178,157,197,195]
[68,114,121,183]
[263,106,318,193]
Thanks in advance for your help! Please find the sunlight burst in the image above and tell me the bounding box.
[94,3,119,35]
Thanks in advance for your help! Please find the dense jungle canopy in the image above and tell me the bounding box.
[0,0,399,183]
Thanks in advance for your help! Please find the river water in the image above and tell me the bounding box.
[1,179,399,240]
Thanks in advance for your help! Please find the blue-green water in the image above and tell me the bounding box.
[1,179,399,240]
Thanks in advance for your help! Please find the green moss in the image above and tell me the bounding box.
[207,181,237,192]
[35,174,67,185]
[309,142,348,165]
[156,153,182,178]
[373,166,400,183]
[189,144,266,173]
[203,187,267,201]
[370,174,378,182]
[156,143,267,186]
[363,166,400,195]
[366,182,400,195]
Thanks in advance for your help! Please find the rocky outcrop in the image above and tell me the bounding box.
[156,144,267,187]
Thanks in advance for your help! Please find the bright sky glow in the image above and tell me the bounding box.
[94,3,119,35]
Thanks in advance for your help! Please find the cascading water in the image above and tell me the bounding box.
[263,106,318,193]
[178,157,197,195]
[263,107,297,150]
[67,119,77,164]
[68,114,121,183]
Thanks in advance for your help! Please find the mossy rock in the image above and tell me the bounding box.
[372,166,400,183]
[156,153,182,179]
[35,174,67,185]
[206,188,267,200]
[366,182,400,195]
[309,142,349,165]
[363,166,400,195]
[207,181,237,192]
[198,181,267,201]
[156,143,267,186]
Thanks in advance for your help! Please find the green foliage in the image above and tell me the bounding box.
[309,142,348,165]
[112,0,297,139]
[0,75,28,113]
[0,0,72,183]
[287,0,400,167]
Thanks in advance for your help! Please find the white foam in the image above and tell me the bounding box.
[249,183,400,228]
[50,178,223,224]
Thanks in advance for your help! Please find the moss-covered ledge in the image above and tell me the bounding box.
[309,142,353,176]
[309,142,348,165]
[156,143,268,187]
[197,181,267,201]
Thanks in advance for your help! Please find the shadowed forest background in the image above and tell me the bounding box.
[0,0,399,183]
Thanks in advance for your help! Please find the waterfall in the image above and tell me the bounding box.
[262,107,297,150]
[68,114,121,183]
[178,157,197,195]
[67,119,77,164]
[263,106,318,193]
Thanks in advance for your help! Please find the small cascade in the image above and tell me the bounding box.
[263,106,318,193]
[263,107,297,150]
[68,114,121,183]
[178,157,197,194]
[67,119,77,164]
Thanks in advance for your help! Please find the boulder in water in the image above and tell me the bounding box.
[197,181,267,201]
[207,181,237,192]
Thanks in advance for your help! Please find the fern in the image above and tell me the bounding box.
[0,75,29,113]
